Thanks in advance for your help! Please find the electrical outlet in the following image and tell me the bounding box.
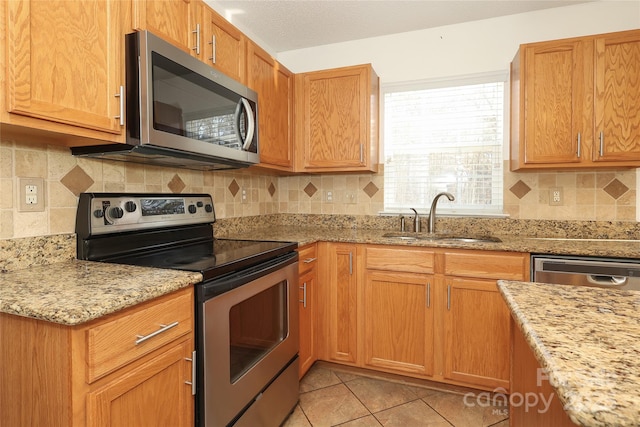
[241,188,248,204]
[18,177,45,212]
[324,190,334,203]
[344,192,357,204]
[549,187,563,206]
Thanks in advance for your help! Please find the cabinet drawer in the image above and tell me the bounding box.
[86,288,193,382]
[297,244,318,275]
[444,251,526,280]
[365,246,435,274]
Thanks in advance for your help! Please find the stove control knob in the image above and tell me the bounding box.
[124,201,137,213]
[110,206,124,219]
[188,204,197,214]
[197,201,204,208]
[93,209,104,218]
[205,204,213,213]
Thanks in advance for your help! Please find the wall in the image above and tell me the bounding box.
[2,1,639,239]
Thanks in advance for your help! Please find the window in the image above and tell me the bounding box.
[383,72,506,215]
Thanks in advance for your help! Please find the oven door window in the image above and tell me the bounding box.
[228,280,288,383]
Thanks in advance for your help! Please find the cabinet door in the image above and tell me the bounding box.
[594,31,640,162]
[323,243,358,364]
[132,0,195,53]
[442,278,510,390]
[247,42,294,171]
[87,338,194,427]
[5,0,125,134]
[363,270,434,377]
[201,6,246,82]
[520,40,593,165]
[297,64,378,172]
[298,268,316,378]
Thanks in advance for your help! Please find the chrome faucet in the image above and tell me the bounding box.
[410,208,421,233]
[428,192,455,234]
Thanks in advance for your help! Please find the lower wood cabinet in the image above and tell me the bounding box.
[297,243,318,378]
[316,243,529,392]
[0,287,195,427]
[510,318,578,426]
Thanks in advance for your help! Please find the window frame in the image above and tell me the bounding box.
[380,70,510,217]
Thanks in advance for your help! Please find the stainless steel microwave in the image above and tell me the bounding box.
[72,31,259,170]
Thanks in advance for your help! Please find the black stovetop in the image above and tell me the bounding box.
[102,238,297,281]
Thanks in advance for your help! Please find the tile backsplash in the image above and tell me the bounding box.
[0,138,637,239]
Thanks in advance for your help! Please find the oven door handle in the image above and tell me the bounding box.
[135,321,179,345]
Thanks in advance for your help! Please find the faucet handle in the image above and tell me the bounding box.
[410,208,420,233]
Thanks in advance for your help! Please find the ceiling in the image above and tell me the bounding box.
[207,0,594,52]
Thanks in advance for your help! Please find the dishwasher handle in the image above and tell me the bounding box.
[587,275,628,287]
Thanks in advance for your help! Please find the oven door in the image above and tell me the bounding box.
[197,254,299,427]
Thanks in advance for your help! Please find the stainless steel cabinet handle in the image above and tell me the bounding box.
[303,257,317,264]
[192,24,201,55]
[135,321,179,345]
[599,131,604,157]
[426,282,431,308]
[576,133,581,158]
[299,282,307,308]
[447,285,451,310]
[209,35,216,64]
[360,144,364,163]
[114,85,124,126]
[349,252,353,275]
[184,350,196,395]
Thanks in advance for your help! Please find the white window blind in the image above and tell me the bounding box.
[383,73,506,215]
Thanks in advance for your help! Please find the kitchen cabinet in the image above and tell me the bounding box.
[510,318,578,426]
[441,250,527,390]
[1,0,128,143]
[132,0,197,55]
[247,41,295,171]
[295,64,379,172]
[316,244,528,391]
[362,246,435,377]
[297,243,318,378]
[511,29,640,170]
[317,242,359,364]
[0,287,195,427]
[193,0,246,83]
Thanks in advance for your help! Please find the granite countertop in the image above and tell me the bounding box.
[497,280,640,427]
[0,260,202,325]
[218,226,640,258]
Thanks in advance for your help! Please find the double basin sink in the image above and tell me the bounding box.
[382,232,502,243]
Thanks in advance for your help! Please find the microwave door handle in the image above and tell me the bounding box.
[239,98,255,151]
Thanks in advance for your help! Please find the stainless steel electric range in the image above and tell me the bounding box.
[75,193,299,427]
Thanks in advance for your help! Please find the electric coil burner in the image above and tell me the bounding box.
[76,193,299,427]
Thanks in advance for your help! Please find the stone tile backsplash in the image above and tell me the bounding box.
[0,138,637,239]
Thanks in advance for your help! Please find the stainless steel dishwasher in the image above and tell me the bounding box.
[532,255,640,291]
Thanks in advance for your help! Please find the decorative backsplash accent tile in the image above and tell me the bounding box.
[304,182,317,197]
[509,180,532,199]
[363,181,379,198]
[603,178,629,200]
[60,166,94,196]
[268,182,276,197]
[167,174,186,193]
[228,179,240,197]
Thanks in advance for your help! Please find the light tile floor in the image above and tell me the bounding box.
[283,362,509,427]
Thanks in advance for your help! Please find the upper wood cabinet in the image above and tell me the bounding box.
[511,29,640,170]
[247,41,295,171]
[295,64,379,173]
[1,0,128,143]
[132,0,197,54]
[192,1,246,83]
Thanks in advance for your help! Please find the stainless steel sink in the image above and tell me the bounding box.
[381,232,501,243]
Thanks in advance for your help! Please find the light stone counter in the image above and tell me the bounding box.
[498,280,640,427]
[217,226,640,258]
[0,260,202,325]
